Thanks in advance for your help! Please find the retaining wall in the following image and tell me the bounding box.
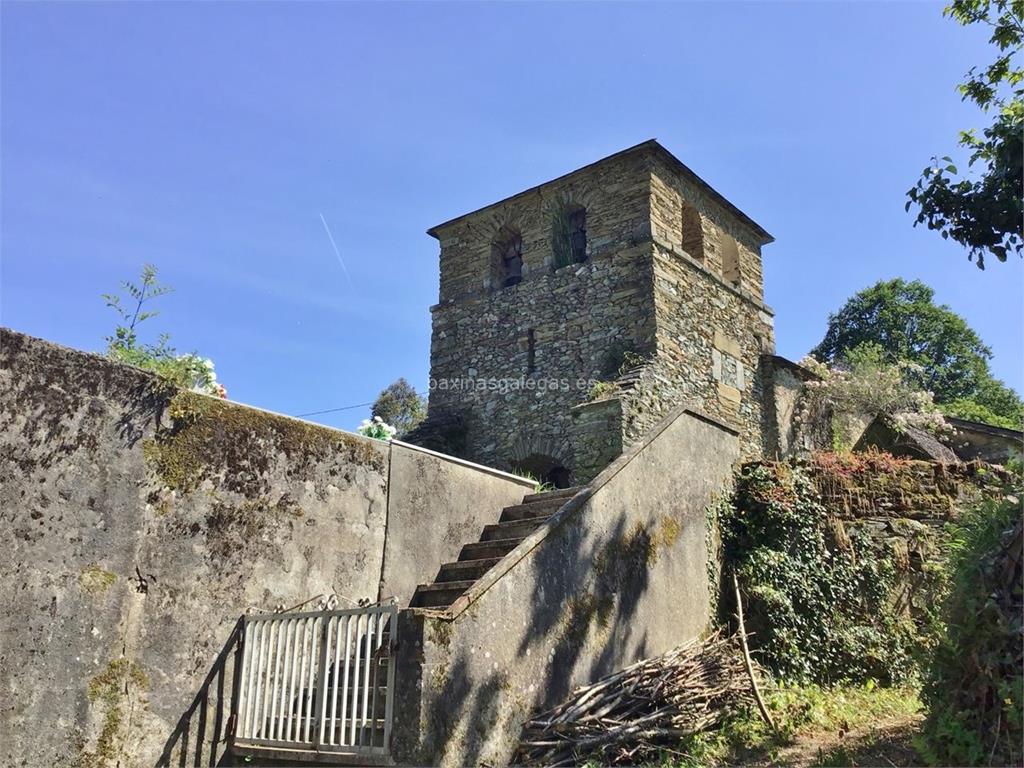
[391,403,740,766]
[0,327,531,768]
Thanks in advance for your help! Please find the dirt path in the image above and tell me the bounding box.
[776,713,925,767]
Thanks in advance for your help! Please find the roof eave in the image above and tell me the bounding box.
[426,139,773,245]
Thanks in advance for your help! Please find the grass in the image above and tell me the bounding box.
[670,681,923,767]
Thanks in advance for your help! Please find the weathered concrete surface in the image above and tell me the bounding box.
[391,404,740,766]
[380,442,534,605]
[0,328,532,768]
[946,417,1024,464]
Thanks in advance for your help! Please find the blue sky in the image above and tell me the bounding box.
[2,1,1021,430]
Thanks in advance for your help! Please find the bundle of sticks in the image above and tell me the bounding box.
[516,631,755,766]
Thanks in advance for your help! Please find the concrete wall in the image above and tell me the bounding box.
[391,403,740,766]
[947,418,1024,464]
[381,441,534,603]
[0,328,532,768]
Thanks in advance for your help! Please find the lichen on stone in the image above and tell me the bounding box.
[79,564,116,595]
[205,494,304,559]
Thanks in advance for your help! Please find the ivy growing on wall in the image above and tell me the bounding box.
[713,461,925,685]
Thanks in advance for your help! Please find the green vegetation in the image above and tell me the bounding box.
[705,455,1020,766]
[587,380,622,402]
[672,682,922,767]
[714,460,927,685]
[811,279,1023,428]
[143,389,385,496]
[80,659,149,768]
[78,564,116,595]
[920,464,1022,766]
[510,468,552,493]
[906,0,1023,269]
[103,264,222,394]
[800,343,950,451]
[371,377,425,437]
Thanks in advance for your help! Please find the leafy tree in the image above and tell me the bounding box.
[103,265,224,395]
[811,279,1022,426]
[371,378,425,437]
[906,0,1023,269]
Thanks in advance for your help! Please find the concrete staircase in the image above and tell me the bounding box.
[409,486,581,609]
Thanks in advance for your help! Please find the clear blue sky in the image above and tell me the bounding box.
[2,1,1021,430]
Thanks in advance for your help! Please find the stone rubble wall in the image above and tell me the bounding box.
[795,456,1004,618]
[423,150,658,475]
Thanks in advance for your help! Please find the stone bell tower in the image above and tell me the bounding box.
[408,140,775,484]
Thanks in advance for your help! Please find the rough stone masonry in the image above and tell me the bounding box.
[409,140,777,484]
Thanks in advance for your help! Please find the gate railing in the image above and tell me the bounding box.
[233,603,397,760]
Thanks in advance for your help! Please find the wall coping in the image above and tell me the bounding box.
[391,439,536,487]
[1,326,532,488]
[768,353,820,382]
[412,401,739,621]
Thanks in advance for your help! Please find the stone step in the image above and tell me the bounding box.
[457,537,524,562]
[521,486,582,504]
[434,557,503,583]
[499,497,567,522]
[409,580,476,609]
[480,517,549,541]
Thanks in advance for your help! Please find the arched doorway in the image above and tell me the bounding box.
[511,453,573,489]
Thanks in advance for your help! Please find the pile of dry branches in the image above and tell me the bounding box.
[516,631,756,766]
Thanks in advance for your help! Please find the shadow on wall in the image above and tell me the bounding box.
[515,512,654,701]
[397,508,657,765]
[155,620,243,768]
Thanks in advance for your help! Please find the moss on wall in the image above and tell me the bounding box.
[78,659,149,768]
[143,390,385,496]
[78,564,116,595]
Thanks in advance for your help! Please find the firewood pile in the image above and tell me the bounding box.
[515,631,756,766]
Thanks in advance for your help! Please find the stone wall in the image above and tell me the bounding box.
[947,417,1024,464]
[764,354,822,457]
[419,149,658,480]
[0,328,532,768]
[568,397,624,485]
[788,454,1005,618]
[416,141,775,482]
[391,404,741,766]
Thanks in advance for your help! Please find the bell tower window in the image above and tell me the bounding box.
[492,226,523,289]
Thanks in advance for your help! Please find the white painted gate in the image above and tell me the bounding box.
[233,603,397,762]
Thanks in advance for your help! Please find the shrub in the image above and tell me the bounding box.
[357,415,397,441]
[799,343,950,450]
[920,467,1022,766]
[103,264,225,396]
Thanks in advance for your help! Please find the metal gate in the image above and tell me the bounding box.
[233,603,397,762]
